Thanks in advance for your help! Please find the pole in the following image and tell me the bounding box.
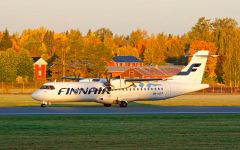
[1,82,3,94]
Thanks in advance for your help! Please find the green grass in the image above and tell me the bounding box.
[0,114,240,150]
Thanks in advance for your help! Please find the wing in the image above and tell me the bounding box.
[62,76,85,81]
[125,78,168,82]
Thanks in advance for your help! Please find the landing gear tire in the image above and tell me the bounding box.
[119,101,128,108]
[41,104,46,107]
[104,104,112,107]
[41,101,49,107]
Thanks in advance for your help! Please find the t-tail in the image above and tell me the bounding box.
[169,50,209,84]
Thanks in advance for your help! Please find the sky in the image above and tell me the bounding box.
[0,0,240,35]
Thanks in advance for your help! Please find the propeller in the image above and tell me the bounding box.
[104,72,112,91]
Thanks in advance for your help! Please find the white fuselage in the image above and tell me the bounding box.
[32,80,209,104]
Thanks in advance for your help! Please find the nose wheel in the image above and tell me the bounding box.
[41,101,51,107]
[41,104,46,107]
[104,104,112,107]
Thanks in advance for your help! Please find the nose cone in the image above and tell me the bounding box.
[32,90,43,101]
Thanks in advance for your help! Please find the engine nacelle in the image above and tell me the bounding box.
[111,79,133,89]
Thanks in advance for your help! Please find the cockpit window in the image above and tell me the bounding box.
[92,78,100,82]
[40,85,55,90]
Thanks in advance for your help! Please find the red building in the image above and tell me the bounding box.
[33,57,48,80]
[107,56,143,77]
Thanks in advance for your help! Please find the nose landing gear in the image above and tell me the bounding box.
[41,101,51,107]
[41,104,46,107]
[104,104,112,107]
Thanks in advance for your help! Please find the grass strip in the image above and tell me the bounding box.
[0,114,240,149]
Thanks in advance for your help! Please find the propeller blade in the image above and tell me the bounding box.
[104,72,112,90]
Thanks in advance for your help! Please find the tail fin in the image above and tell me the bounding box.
[169,50,209,84]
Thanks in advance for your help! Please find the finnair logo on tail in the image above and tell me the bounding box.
[58,87,110,95]
[177,63,201,75]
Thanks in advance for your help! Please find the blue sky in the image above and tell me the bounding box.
[0,0,239,35]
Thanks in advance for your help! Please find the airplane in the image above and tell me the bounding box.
[32,50,210,108]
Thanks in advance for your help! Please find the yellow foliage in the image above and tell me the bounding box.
[189,40,217,78]
[16,76,24,84]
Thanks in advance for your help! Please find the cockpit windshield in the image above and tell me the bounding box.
[40,85,55,90]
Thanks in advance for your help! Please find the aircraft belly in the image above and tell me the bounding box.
[168,83,209,97]
[111,90,167,102]
[48,93,100,102]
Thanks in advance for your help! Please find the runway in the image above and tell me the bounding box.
[1,106,240,115]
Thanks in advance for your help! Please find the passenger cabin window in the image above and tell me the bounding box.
[40,85,55,90]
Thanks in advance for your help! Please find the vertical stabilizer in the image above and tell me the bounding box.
[169,50,209,84]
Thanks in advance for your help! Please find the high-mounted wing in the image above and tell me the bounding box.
[62,76,85,81]
[125,78,167,82]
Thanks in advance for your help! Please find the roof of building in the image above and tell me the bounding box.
[126,66,182,76]
[107,66,130,72]
[32,57,41,63]
[32,57,47,65]
[113,56,142,63]
[107,65,182,76]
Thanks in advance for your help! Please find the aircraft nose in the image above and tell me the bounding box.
[32,90,43,101]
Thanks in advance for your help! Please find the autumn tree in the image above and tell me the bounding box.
[0,29,12,51]
[115,46,139,58]
[94,28,113,42]
[221,29,240,87]
[165,35,184,65]
[211,18,239,84]
[113,35,128,47]
[11,33,21,53]
[65,29,84,77]
[212,18,238,55]
[84,44,112,77]
[143,34,166,65]
[43,30,55,58]
[17,49,34,81]
[188,40,218,82]
[20,28,47,57]
[188,17,212,41]
[129,29,148,59]
[50,33,68,80]
[0,49,18,82]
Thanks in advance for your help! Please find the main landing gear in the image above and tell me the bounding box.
[119,101,128,108]
[103,101,128,108]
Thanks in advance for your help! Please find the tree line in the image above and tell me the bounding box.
[0,17,240,87]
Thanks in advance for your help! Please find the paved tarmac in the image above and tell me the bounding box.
[1,106,240,115]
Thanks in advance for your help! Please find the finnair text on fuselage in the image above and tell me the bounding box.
[58,87,110,95]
